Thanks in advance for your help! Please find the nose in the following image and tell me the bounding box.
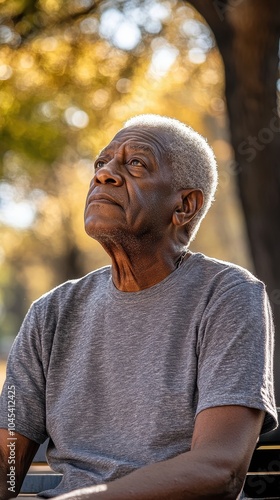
[93,161,123,186]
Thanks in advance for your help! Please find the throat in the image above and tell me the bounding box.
[110,250,190,292]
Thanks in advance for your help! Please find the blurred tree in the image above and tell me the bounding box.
[0,1,250,355]
[187,0,280,402]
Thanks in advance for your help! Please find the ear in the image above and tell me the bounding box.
[172,189,204,227]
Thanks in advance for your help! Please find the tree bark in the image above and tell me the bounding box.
[187,0,280,402]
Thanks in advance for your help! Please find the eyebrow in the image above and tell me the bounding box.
[99,142,157,158]
[126,144,156,156]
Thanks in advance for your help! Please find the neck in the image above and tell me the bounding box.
[99,238,189,291]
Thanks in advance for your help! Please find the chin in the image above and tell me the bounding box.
[85,219,124,242]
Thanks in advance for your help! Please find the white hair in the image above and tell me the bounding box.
[124,114,218,243]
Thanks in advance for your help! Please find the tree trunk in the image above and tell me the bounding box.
[187,0,280,402]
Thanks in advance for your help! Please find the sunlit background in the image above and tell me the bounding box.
[0,0,252,365]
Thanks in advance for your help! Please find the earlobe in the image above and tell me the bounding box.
[172,189,204,227]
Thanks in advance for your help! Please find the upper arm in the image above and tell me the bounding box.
[0,428,39,499]
[191,405,265,489]
[196,280,277,436]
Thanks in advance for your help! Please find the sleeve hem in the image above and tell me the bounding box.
[0,419,47,444]
[195,398,278,435]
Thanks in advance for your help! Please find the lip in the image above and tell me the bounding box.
[87,193,122,207]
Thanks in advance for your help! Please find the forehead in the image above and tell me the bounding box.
[100,126,169,158]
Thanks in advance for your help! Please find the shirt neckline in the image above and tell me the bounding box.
[108,251,200,302]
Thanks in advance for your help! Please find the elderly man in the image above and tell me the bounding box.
[0,115,277,500]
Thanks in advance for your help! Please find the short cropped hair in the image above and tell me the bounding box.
[124,114,218,243]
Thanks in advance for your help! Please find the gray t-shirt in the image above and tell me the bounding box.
[0,252,277,497]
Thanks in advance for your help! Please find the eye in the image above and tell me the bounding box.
[95,160,106,170]
[129,159,145,167]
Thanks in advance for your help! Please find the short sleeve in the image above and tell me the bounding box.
[196,279,278,434]
[0,304,47,443]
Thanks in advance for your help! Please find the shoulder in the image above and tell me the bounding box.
[32,265,112,314]
[185,253,270,316]
[18,265,112,344]
[189,252,264,291]
[189,254,274,347]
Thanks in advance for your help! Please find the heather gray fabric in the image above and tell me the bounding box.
[0,252,277,497]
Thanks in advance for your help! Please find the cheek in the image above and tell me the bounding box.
[130,182,164,207]
[127,190,172,231]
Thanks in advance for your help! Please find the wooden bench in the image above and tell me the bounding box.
[243,408,280,499]
[19,441,62,498]
[19,410,280,499]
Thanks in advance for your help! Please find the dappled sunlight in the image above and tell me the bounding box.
[0,0,251,353]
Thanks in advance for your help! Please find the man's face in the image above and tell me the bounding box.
[84,126,177,246]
